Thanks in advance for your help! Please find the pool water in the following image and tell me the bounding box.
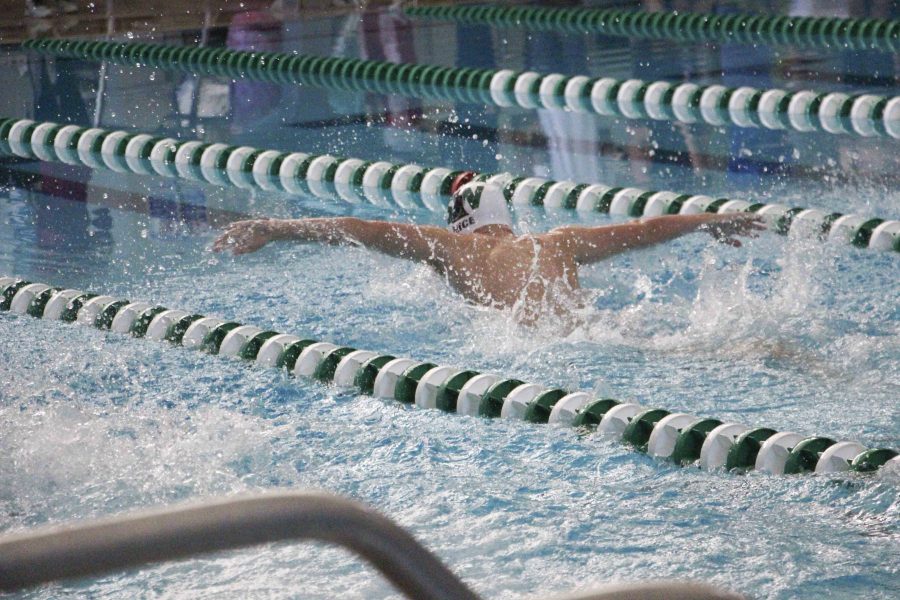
[1,1,898,598]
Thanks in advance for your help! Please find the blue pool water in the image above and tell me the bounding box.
[1,2,898,598]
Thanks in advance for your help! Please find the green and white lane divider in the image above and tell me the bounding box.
[22,38,900,139]
[406,5,900,53]
[0,116,471,212]
[3,275,898,477]
[3,116,899,254]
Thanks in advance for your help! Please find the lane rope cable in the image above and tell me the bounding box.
[2,275,897,478]
[405,5,900,53]
[21,38,900,139]
[2,116,898,254]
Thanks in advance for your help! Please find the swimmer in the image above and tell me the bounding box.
[212,175,765,325]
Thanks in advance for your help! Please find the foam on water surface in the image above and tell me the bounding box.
[1,205,898,598]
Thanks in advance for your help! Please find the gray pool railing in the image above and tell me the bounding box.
[2,276,897,478]
[0,491,479,599]
[0,490,744,599]
[2,117,898,254]
[21,38,900,139]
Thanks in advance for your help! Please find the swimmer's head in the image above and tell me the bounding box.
[446,179,512,234]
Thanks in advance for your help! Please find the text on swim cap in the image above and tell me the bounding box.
[451,216,475,233]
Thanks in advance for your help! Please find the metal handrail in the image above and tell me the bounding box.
[0,491,744,600]
[549,582,743,600]
[0,491,479,599]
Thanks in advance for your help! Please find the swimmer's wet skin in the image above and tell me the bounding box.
[212,181,764,325]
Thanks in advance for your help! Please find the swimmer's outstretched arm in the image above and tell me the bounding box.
[212,217,452,262]
[547,213,765,264]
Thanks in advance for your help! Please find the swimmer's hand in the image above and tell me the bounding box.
[212,219,279,255]
[699,213,766,248]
